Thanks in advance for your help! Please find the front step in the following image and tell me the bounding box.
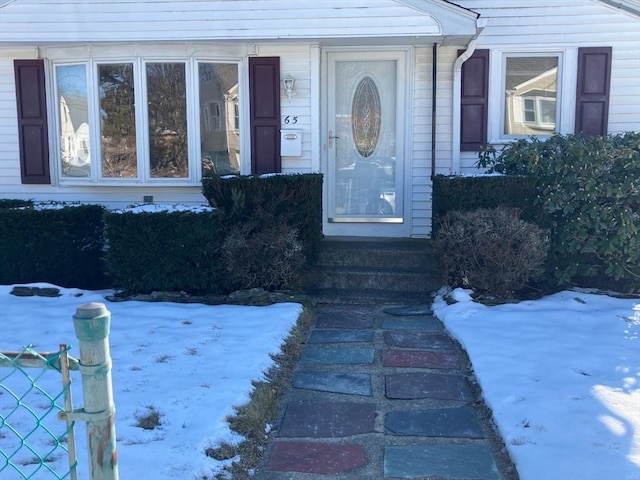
[303,237,441,304]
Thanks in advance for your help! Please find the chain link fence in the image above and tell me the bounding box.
[0,345,78,479]
[1,303,118,480]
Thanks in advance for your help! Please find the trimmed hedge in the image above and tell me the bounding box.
[0,204,109,289]
[432,175,539,230]
[202,173,323,261]
[103,209,226,295]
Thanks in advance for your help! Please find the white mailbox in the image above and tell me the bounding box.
[280,129,303,157]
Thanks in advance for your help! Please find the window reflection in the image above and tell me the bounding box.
[99,63,137,178]
[56,64,90,177]
[147,63,188,178]
[199,63,240,176]
[504,56,558,135]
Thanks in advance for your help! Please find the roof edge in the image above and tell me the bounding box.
[594,0,640,17]
[395,0,480,19]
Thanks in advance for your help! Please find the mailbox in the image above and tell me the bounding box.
[280,129,303,157]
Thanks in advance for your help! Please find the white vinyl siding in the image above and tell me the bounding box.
[457,0,640,173]
[0,43,316,207]
[0,0,445,42]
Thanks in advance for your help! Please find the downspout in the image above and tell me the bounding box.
[451,19,487,174]
[431,43,437,181]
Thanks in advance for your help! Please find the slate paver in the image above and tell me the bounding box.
[316,305,377,328]
[384,444,500,479]
[381,317,442,331]
[382,349,458,369]
[384,331,455,350]
[293,372,373,396]
[268,441,367,474]
[385,372,472,401]
[385,407,483,438]
[257,303,512,480]
[301,346,375,364]
[383,305,432,316]
[308,329,374,344]
[279,402,376,437]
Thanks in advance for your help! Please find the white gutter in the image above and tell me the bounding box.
[451,19,487,174]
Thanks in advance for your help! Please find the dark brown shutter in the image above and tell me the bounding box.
[249,57,281,174]
[460,49,489,152]
[575,47,612,137]
[14,60,51,184]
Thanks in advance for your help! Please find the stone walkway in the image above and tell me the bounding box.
[253,304,517,480]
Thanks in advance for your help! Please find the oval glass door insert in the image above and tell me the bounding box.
[351,76,381,158]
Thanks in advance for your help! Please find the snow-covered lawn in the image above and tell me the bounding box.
[0,283,301,479]
[434,288,640,480]
[1,284,638,480]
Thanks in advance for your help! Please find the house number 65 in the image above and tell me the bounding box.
[283,116,298,125]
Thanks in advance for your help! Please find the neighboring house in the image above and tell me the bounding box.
[0,0,638,238]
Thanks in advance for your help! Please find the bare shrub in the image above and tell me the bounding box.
[221,224,306,291]
[433,207,549,296]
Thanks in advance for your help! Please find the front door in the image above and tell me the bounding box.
[324,50,409,237]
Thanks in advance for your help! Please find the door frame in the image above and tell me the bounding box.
[321,47,414,238]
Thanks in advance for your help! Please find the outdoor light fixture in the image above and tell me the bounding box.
[283,76,295,101]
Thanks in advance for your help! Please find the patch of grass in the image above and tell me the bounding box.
[206,305,313,479]
[134,405,162,430]
[185,346,199,356]
[154,354,171,363]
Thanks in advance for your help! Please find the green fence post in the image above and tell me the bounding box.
[73,302,119,480]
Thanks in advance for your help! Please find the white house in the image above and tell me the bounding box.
[1,0,638,238]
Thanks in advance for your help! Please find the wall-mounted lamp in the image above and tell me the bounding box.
[283,76,295,101]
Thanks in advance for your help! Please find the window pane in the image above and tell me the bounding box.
[99,63,137,178]
[147,63,188,178]
[56,65,90,178]
[198,63,240,176]
[504,56,558,135]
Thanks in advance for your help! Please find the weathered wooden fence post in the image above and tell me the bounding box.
[72,302,119,480]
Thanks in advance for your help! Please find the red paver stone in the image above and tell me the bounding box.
[382,349,458,369]
[267,442,367,474]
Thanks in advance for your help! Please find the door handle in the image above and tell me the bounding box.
[328,130,340,149]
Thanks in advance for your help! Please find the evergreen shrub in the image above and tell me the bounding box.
[103,209,225,294]
[477,133,639,291]
[202,174,323,261]
[0,203,108,289]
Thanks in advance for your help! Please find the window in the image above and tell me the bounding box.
[98,63,137,178]
[198,63,240,176]
[56,64,91,178]
[53,58,241,184]
[503,55,559,136]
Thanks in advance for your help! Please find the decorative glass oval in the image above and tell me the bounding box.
[351,76,381,158]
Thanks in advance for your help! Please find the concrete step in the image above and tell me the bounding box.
[303,237,440,304]
[312,266,438,292]
[316,238,434,270]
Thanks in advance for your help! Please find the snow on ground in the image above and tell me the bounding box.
[434,288,640,480]
[0,283,301,479]
[1,283,638,480]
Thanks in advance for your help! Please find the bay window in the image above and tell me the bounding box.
[53,58,241,184]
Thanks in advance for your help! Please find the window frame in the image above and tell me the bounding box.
[50,55,245,186]
[488,49,577,144]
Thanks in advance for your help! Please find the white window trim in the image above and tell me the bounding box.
[488,48,577,145]
[49,54,245,186]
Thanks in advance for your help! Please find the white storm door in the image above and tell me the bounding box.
[325,50,408,237]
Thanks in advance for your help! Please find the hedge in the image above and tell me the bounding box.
[0,203,109,289]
